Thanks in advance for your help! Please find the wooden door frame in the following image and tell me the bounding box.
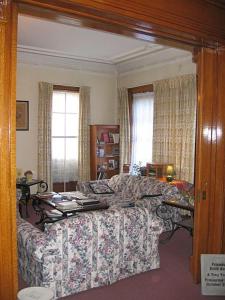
[1,1,225,299]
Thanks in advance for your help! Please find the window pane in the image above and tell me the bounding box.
[52,91,65,113]
[52,138,65,160]
[66,92,79,113]
[52,113,65,136]
[66,114,79,136]
[65,138,78,160]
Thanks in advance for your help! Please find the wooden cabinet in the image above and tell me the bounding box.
[90,125,120,180]
[146,163,174,178]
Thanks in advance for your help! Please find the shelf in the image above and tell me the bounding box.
[90,124,120,180]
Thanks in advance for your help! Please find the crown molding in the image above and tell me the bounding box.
[110,44,166,63]
[17,45,114,65]
[117,54,193,77]
[17,44,192,75]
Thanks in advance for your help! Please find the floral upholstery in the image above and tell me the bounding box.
[17,202,163,299]
[77,174,182,231]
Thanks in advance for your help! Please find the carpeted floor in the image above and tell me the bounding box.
[18,205,220,299]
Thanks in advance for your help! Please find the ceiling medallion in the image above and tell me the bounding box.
[0,0,10,20]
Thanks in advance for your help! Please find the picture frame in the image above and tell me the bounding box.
[16,101,29,131]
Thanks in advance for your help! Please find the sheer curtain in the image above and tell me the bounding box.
[131,92,154,170]
[118,88,130,172]
[51,91,79,185]
[152,74,196,182]
[38,82,53,190]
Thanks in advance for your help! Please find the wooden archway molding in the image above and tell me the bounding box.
[1,1,225,299]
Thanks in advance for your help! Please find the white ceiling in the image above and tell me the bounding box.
[17,15,192,74]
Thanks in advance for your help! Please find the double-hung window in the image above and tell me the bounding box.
[52,86,79,192]
[129,85,154,170]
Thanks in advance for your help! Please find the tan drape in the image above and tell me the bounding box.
[152,74,196,183]
[38,82,53,190]
[118,87,131,172]
[78,86,91,181]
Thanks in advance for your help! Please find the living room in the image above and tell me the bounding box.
[0,1,223,294]
[15,11,202,300]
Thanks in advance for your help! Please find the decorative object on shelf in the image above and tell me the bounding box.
[112,133,120,143]
[166,164,175,182]
[16,100,29,131]
[24,170,33,182]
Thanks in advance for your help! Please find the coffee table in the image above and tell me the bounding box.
[32,194,109,228]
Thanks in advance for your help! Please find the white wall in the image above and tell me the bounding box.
[16,63,117,176]
[16,57,196,177]
[118,58,196,88]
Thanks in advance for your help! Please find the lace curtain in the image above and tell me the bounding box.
[152,74,197,183]
[38,82,53,190]
[78,86,91,181]
[131,92,154,170]
[118,88,130,172]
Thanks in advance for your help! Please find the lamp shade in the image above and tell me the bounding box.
[166,165,174,175]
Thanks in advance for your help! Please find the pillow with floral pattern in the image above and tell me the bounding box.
[89,182,114,194]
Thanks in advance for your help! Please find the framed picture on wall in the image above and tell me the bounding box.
[16,101,29,131]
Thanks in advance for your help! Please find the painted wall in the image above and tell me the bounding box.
[16,58,196,178]
[118,58,196,88]
[16,63,117,177]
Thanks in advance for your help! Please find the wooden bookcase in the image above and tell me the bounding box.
[90,125,120,180]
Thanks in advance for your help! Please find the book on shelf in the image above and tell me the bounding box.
[112,133,119,144]
[101,132,109,143]
[99,148,104,157]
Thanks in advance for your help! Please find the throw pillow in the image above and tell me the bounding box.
[90,182,114,194]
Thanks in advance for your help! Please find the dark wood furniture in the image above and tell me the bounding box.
[146,163,174,178]
[156,198,194,243]
[90,125,120,180]
[16,179,48,218]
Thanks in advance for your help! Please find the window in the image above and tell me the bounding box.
[129,85,154,170]
[52,87,79,191]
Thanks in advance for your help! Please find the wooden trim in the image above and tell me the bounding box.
[16,1,225,47]
[1,1,225,298]
[128,84,153,94]
[53,85,80,92]
[0,2,18,300]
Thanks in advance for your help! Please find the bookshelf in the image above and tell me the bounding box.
[90,125,120,180]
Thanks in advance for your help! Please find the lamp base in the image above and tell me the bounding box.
[166,176,173,182]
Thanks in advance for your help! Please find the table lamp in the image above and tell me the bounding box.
[166,165,175,182]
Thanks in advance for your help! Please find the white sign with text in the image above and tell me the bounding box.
[201,254,225,296]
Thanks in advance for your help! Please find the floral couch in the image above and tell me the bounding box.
[77,174,182,231]
[17,198,163,299]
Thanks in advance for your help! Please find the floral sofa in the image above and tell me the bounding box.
[17,195,163,299]
[77,174,182,231]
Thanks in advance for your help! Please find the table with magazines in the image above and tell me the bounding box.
[32,191,109,228]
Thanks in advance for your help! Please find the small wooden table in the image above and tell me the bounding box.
[156,198,194,242]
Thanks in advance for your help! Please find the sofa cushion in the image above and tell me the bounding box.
[90,182,114,194]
